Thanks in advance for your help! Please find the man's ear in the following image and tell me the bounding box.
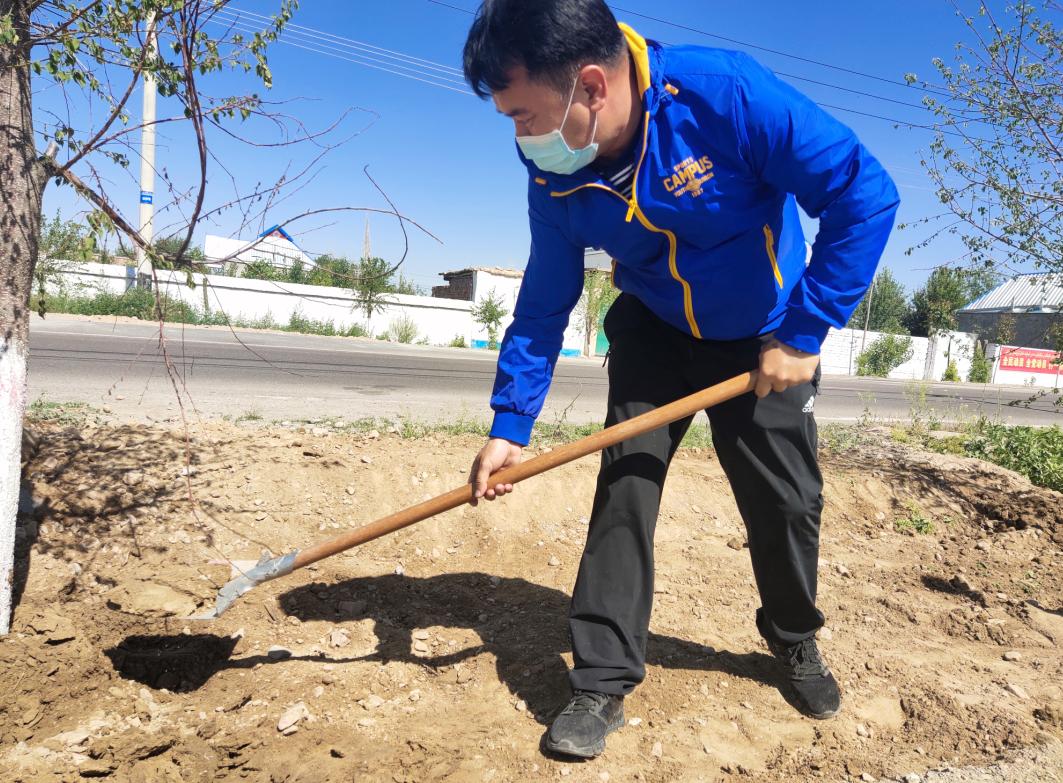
[579,64,609,113]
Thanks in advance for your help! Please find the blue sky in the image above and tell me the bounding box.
[41,0,990,296]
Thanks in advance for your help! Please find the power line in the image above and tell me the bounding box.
[215,11,469,87]
[221,6,465,78]
[216,3,982,141]
[210,17,474,95]
[424,0,992,138]
[604,4,955,100]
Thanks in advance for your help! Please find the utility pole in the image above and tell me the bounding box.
[860,274,877,354]
[135,12,158,289]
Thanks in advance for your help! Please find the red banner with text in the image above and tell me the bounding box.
[997,346,1062,375]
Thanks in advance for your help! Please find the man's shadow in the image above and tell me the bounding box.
[278,572,787,724]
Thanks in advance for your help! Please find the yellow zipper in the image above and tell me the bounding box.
[762,224,784,289]
[550,112,702,339]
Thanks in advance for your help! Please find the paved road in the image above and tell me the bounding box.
[26,314,1062,428]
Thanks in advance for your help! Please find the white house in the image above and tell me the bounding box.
[204,225,313,275]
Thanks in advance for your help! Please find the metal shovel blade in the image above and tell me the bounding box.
[192,550,299,620]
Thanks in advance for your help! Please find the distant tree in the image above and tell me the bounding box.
[904,267,999,337]
[391,272,425,296]
[847,267,910,333]
[34,212,95,315]
[153,234,205,265]
[354,257,395,330]
[576,269,620,356]
[472,288,509,350]
[241,260,283,282]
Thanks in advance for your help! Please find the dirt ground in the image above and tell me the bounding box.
[2,417,1062,782]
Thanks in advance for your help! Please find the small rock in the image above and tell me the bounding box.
[357,718,373,727]
[1005,682,1029,700]
[123,470,144,486]
[547,556,561,567]
[310,427,330,437]
[818,626,833,641]
[277,702,309,732]
[26,610,76,644]
[1003,651,1022,662]
[515,700,527,712]
[361,695,385,710]
[345,486,356,495]
[835,563,851,577]
[726,537,746,551]
[329,629,350,648]
[860,774,876,783]
[412,630,430,641]
[976,540,991,551]
[902,774,922,783]
[267,646,292,660]
[599,773,610,782]
[409,689,421,702]
[281,724,299,736]
[367,430,380,439]
[361,456,372,464]
[628,717,642,726]
[313,686,325,698]
[413,640,429,654]
[394,564,405,576]
[856,723,870,738]
[651,740,663,758]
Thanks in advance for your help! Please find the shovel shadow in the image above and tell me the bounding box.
[278,572,786,725]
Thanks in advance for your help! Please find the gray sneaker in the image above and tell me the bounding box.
[544,690,625,758]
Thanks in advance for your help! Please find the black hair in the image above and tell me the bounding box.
[463,0,626,99]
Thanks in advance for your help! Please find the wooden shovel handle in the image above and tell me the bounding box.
[292,371,757,570]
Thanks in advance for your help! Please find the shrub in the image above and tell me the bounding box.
[383,314,418,344]
[942,360,960,382]
[471,288,508,350]
[448,335,468,348]
[960,423,1063,493]
[856,333,914,377]
[967,343,991,383]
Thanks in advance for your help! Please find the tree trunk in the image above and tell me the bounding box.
[1,1,45,635]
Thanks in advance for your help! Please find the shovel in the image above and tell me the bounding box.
[194,371,757,619]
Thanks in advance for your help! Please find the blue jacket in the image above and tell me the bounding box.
[490,24,899,445]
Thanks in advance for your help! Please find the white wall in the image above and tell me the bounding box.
[469,269,584,356]
[819,327,931,380]
[49,262,473,345]
[48,262,587,352]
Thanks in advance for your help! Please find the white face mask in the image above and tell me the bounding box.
[516,76,599,175]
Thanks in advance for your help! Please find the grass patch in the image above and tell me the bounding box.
[26,398,100,426]
[926,420,1063,493]
[37,290,369,339]
[275,415,715,451]
[894,502,935,535]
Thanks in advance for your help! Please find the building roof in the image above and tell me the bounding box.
[959,273,1063,313]
[440,266,526,279]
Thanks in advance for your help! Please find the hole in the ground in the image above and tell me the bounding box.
[105,634,238,692]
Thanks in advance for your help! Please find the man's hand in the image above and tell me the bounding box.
[469,437,523,505]
[755,338,819,398]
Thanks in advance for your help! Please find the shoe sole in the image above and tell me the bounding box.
[543,708,625,759]
[808,706,839,720]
